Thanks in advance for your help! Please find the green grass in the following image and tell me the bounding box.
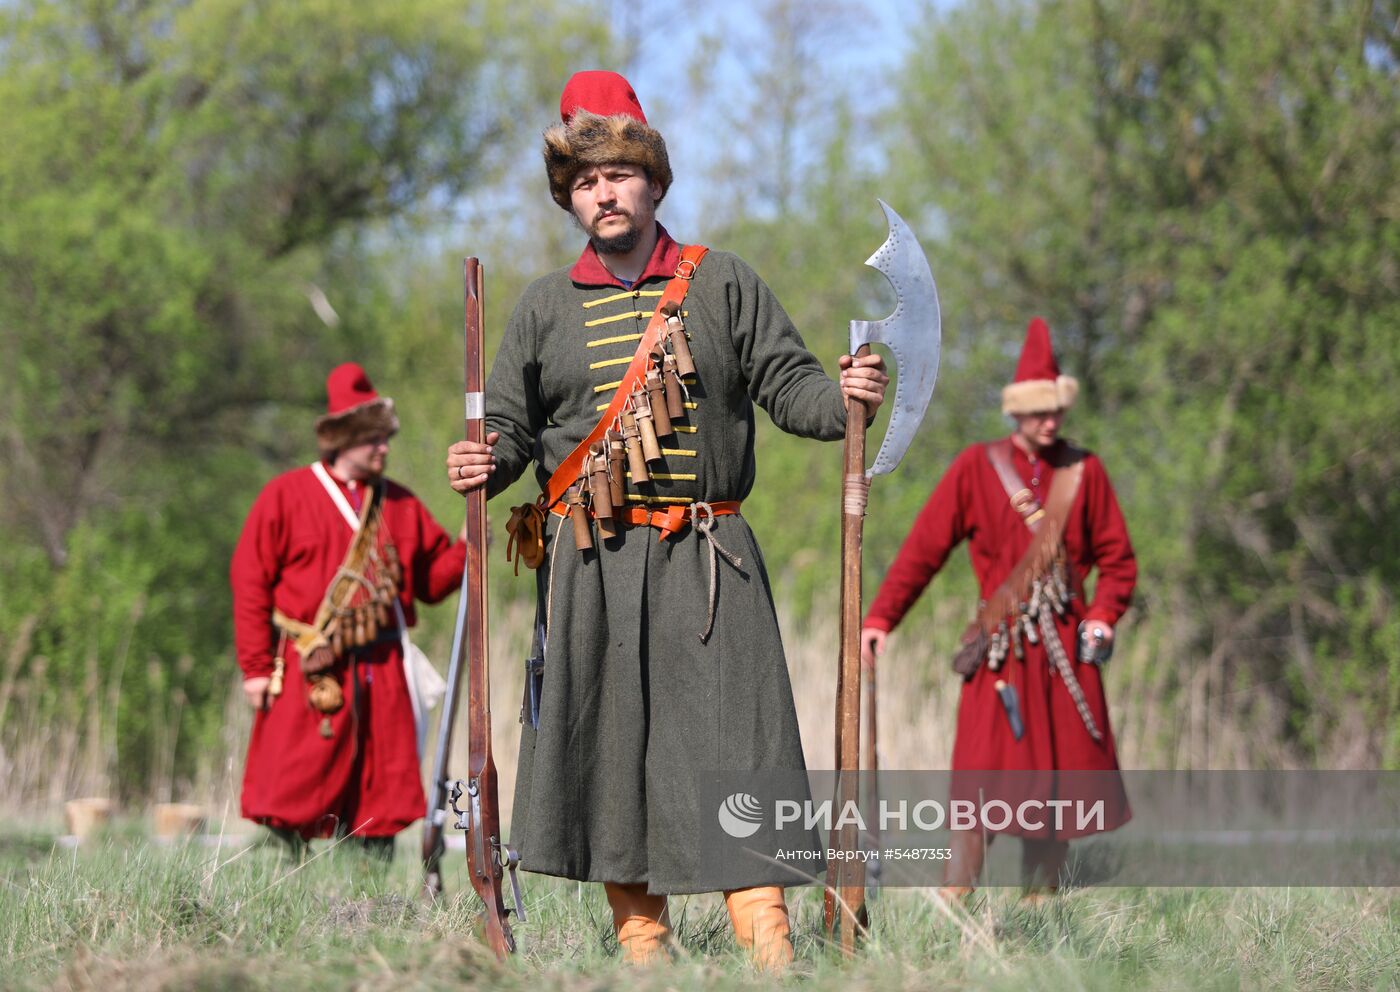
[2,824,1397,991]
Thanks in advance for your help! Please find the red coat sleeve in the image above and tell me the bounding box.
[1080,455,1137,626]
[229,483,285,680]
[864,448,975,633]
[411,498,467,606]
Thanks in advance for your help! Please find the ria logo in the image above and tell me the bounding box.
[717,793,764,839]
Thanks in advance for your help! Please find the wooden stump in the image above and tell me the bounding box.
[152,802,207,841]
[63,797,113,842]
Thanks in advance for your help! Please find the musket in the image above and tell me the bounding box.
[824,201,941,956]
[421,265,485,898]
[439,257,524,959]
[420,528,470,899]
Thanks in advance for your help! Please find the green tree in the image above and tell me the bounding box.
[0,0,608,797]
[675,0,982,614]
[886,0,1399,765]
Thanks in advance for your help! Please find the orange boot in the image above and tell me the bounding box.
[724,885,794,972]
[604,882,672,965]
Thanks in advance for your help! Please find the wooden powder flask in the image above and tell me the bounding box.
[565,482,593,551]
[364,604,378,644]
[384,543,402,586]
[645,366,673,437]
[587,443,615,538]
[375,565,396,627]
[606,430,626,505]
[621,411,649,484]
[661,352,684,420]
[633,389,662,463]
[587,443,613,519]
[662,302,695,377]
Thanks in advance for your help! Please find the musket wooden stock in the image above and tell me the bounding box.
[458,257,516,958]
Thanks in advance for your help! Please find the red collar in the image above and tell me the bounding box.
[569,224,682,288]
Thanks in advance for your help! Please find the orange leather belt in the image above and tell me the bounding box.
[550,499,741,540]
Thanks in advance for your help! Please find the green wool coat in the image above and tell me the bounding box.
[485,237,841,893]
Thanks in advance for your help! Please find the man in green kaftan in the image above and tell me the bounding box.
[447,70,887,969]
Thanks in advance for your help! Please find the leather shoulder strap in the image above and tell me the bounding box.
[986,441,1040,529]
[539,244,709,510]
[1042,453,1085,525]
[970,448,1085,636]
[987,440,1085,533]
[312,461,364,532]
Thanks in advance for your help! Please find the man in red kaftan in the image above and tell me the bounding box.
[861,318,1137,894]
[231,363,465,852]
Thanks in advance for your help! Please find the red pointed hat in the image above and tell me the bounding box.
[1001,317,1079,415]
[543,70,672,210]
[314,362,399,456]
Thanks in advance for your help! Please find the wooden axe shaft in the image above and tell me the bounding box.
[825,344,870,956]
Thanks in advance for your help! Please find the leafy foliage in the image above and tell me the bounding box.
[885,0,1399,764]
[0,0,608,796]
[0,0,1395,803]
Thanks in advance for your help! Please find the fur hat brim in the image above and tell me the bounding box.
[315,398,399,456]
[1001,375,1079,415]
[543,110,672,210]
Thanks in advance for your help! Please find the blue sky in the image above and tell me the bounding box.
[609,0,930,233]
[445,0,950,256]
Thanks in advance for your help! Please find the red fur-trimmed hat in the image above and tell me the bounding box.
[1001,317,1079,415]
[314,363,399,457]
[543,70,672,210]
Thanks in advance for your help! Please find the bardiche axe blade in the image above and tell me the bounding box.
[849,199,942,479]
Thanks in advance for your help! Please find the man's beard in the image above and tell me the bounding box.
[580,209,643,255]
[592,225,643,255]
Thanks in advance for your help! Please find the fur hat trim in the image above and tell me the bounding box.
[1001,375,1079,415]
[543,109,672,210]
[315,398,399,456]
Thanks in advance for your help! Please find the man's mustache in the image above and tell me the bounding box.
[593,206,632,225]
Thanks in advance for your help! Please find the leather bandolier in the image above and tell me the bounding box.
[505,246,735,563]
[504,246,746,647]
[271,481,402,731]
[951,441,1102,741]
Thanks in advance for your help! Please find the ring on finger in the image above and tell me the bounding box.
[457,464,466,480]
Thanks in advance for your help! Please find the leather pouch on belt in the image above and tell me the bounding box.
[951,622,986,679]
[506,503,547,572]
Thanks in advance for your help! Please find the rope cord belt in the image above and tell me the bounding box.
[548,498,743,642]
[551,497,741,536]
[692,502,743,644]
